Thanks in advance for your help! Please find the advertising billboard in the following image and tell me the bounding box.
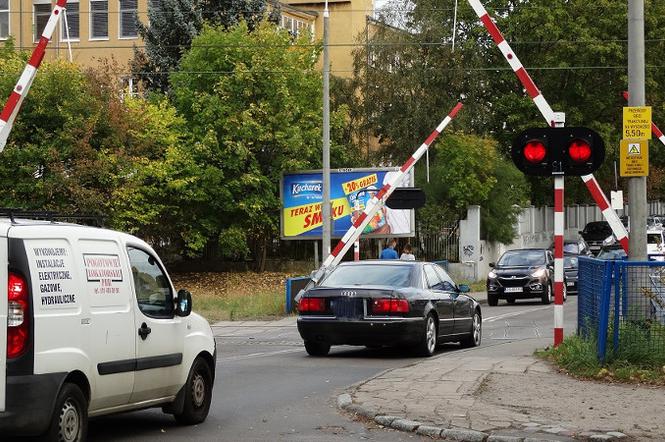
[281,168,415,239]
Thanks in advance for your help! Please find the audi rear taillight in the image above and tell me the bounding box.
[7,272,29,359]
[371,298,410,315]
[298,297,326,313]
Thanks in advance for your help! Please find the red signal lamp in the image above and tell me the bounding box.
[523,140,547,163]
[568,139,592,163]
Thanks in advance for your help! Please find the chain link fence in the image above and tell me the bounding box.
[578,257,665,365]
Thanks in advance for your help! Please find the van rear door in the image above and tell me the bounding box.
[0,237,7,412]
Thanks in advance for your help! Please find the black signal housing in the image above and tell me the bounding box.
[511,127,605,176]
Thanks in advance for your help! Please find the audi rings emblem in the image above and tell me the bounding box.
[341,290,357,297]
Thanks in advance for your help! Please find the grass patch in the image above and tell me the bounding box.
[459,280,486,292]
[193,289,285,322]
[538,331,665,385]
[171,271,292,322]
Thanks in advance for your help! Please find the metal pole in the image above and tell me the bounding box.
[628,0,647,260]
[322,0,332,261]
[451,0,459,52]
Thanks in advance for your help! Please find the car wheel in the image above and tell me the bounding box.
[45,383,88,442]
[174,356,213,425]
[542,284,553,305]
[416,313,437,357]
[461,310,482,348]
[304,341,331,356]
[506,296,516,304]
[487,293,498,306]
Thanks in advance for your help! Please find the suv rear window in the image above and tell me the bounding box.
[584,222,611,235]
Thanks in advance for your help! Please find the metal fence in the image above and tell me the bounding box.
[578,257,665,364]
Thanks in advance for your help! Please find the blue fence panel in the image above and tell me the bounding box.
[285,276,311,313]
[577,257,611,340]
[578,257,665,363]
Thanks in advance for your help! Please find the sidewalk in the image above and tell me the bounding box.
[338,354,665,441]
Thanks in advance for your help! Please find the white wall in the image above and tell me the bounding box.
[457,201,665,281]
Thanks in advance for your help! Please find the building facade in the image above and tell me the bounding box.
[0,0,374,76]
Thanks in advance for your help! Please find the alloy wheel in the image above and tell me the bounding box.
[426,316,436,353]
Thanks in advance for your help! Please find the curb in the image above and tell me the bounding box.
[336,394,629,442]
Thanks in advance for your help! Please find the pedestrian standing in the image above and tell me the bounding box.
[400,243,415,261]
[380,238,399,259]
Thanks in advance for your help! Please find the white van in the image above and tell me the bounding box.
[0,219,216,440]
[647,228,665,261]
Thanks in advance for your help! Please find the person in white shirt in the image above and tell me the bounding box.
[400,243,416,261]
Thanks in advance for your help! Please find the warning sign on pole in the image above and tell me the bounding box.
[620,139,649,176]
[623,106,652,140]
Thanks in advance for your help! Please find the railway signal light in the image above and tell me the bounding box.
[511,127,605,176]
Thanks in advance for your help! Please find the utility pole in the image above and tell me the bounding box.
[322,0,332,261]
[628,0,647,260]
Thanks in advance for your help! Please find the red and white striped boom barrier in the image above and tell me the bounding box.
[308,102,464,285]
[0,0,68,152]
[468,0,629,255]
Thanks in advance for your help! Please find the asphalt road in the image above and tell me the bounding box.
[82,297,578,441]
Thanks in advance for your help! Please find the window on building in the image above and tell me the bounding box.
[34,2,52,42]
[61,0,79,41]
[280,14,311,38]
[0,0,9,40]
[90,0,108,39]
[119,0,138,38]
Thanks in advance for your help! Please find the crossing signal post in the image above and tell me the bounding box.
[512,125,606,347]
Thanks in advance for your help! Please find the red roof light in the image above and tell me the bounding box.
[568,139,592,163]
[523,140,546,163]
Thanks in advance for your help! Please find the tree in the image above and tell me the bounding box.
[133,0,204,92]
[133,0,274,92]
[353,0,665,205]
[155,21,354,268]
[0,45,185,237]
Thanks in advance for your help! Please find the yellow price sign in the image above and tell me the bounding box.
[623,106,652,140]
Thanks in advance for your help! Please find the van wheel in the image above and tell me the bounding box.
[46,383,88,442]
[174,357,213,425]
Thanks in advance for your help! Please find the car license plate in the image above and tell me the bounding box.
[504,287,523,293]
[567,282,574,286]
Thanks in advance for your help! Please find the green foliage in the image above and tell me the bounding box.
[356,0,665,204]
[481,160,529,243]
[133,0,272,92]
[541,326,665,384]
[159,21,327,264]
[415,133,527,243]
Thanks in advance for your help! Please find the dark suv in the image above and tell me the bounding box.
[486,248,565,306]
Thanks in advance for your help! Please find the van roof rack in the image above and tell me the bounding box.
[0,208,106,227]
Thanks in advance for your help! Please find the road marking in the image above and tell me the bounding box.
[484,306,551,323]
[219,348,304,363]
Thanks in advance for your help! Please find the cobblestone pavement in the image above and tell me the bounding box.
[340,355,665,441]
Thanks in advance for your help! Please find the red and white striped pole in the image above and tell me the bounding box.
[0,0,68,152]
[553,175,565,346]
[309,102,464,284]
[468,0,629,254]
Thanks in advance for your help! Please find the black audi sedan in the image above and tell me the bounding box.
[564,255,579,295]
[486,248,567,306]
[296,260,482,357]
